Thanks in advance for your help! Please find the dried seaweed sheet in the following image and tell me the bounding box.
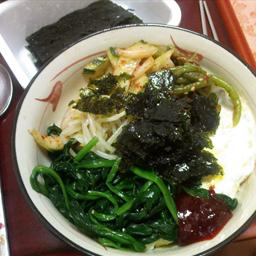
[26,0,143,67]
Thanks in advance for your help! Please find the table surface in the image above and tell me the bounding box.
[0,0,256,255]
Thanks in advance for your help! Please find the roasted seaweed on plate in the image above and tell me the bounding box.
[26,0,142,67]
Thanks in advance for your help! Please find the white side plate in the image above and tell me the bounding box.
[0,0,181,88]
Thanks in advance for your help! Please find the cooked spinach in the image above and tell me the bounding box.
[30,138,179,251]
[30,137,238,251]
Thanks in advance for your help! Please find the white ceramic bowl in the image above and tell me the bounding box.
[13,25,256,256]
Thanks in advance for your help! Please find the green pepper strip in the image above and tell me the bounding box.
[173,79,208,95]
[210,75,241,126]
[30,166,69,210]
[106,158,130,202]
[66,186,118,210]
[170,64,206,77]
[74,137,99,162]
[131,167,178,223]
[77,159,115,169]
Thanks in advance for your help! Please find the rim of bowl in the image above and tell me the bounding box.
[12,24,256,256]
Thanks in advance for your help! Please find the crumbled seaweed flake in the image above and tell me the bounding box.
[74,84,126,115]
[74,94,114,115]
[115,70,221,184]
[90,73,118,95]
[148,70,174,98]
[191,93,220,133]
